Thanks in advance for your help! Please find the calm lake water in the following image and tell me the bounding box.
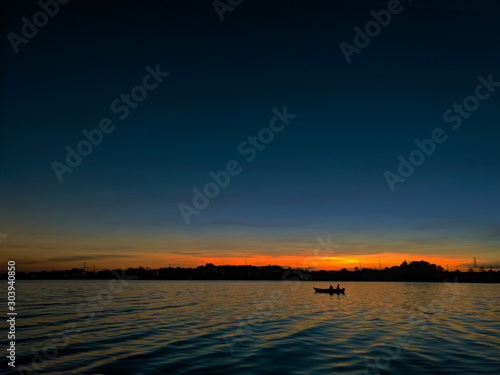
[10,280,500,374]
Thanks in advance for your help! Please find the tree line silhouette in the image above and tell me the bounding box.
[4,260,500,282]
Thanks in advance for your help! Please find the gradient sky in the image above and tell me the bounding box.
[1,0,500,271]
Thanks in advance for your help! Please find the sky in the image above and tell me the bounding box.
[1,0,500,271]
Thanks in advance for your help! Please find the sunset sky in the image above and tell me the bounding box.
[2,0,500,272]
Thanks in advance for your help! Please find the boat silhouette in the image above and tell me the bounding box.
[313,287,345,294]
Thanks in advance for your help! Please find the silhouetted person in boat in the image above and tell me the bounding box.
[329,285,334,291]
[336,284,340,291]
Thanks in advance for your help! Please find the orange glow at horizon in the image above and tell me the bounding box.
[11,250,489,272]
[167,253,473,271]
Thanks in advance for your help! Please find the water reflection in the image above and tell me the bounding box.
[11,280,500,374]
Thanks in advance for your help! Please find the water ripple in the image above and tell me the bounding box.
[8,280,500,374]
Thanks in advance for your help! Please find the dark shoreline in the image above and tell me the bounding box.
[4,260,500,283]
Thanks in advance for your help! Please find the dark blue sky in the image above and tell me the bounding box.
[2,0,500,270]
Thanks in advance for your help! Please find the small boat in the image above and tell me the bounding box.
[314,287,345,294]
